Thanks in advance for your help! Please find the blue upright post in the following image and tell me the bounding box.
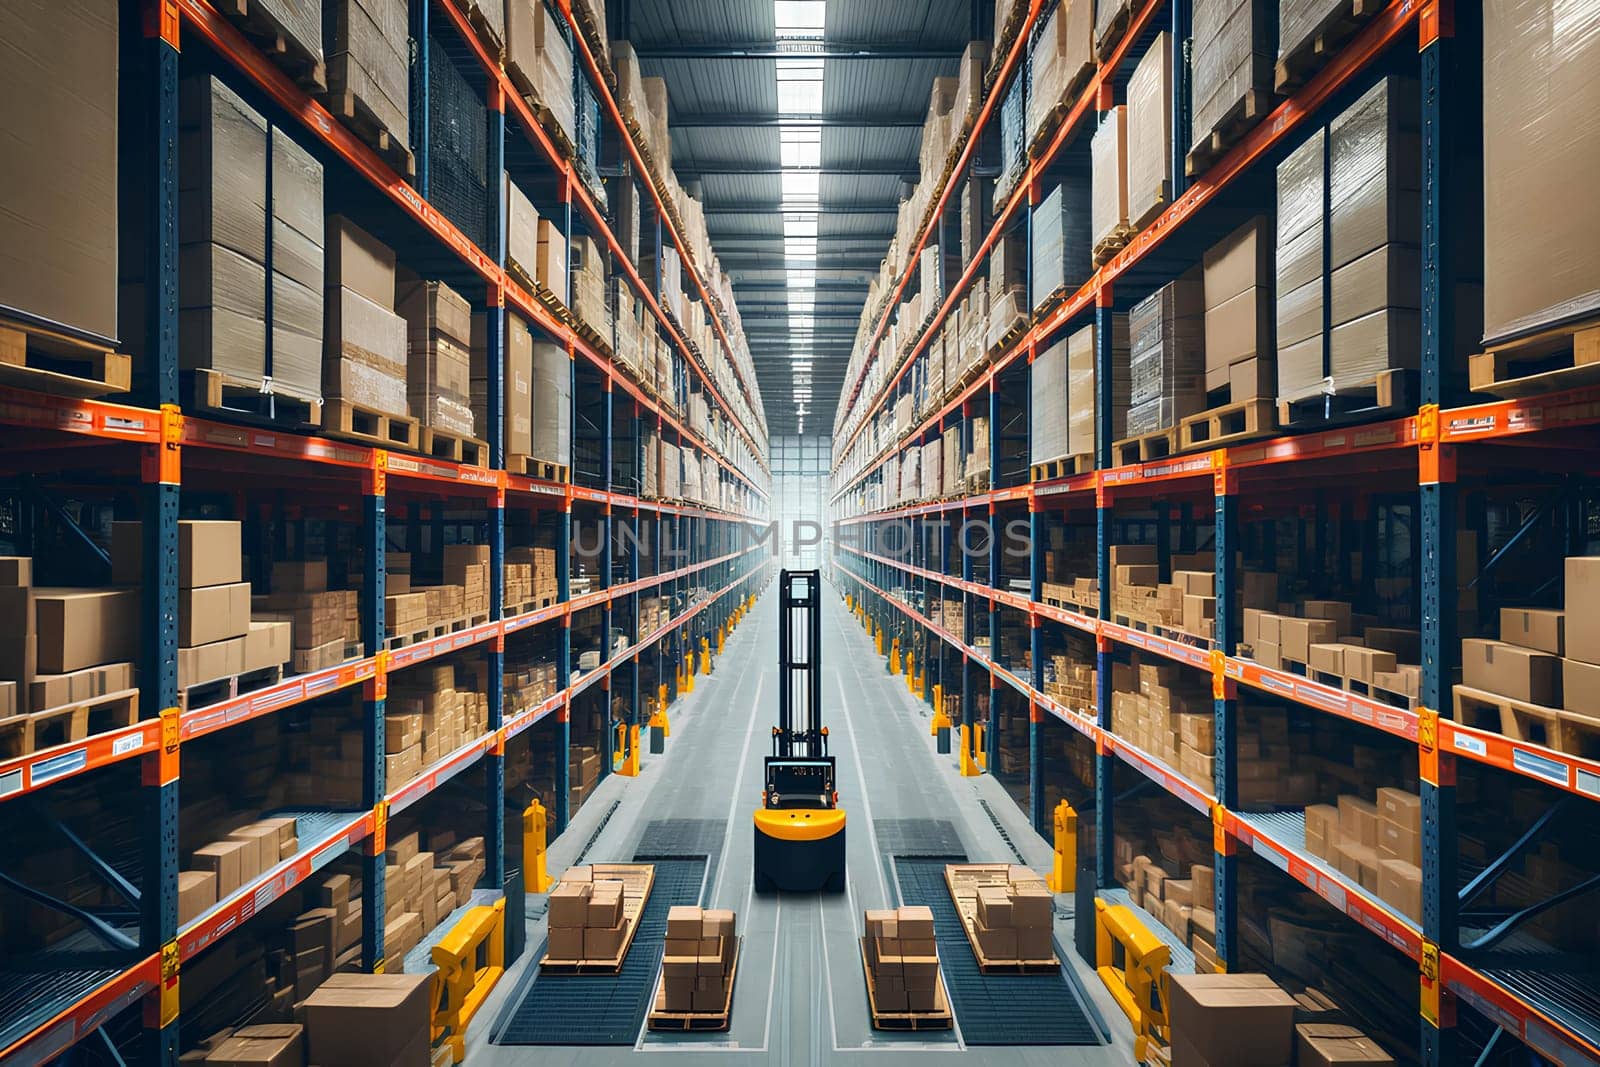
[1094,291,1116,892]
[1030,500,1047,834]
[483,85,507,893]
[1170,0,1192,204]
[556,503,572,834]
[1213,474,1240,971]
[599,379,614,782]
[139,5,181,1056]
[1419,8,1461,1057]
[359,466,387,972]
[409,0,430,198]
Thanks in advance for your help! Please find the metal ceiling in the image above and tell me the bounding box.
[615,0,982,437]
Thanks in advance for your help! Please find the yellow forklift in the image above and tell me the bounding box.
[753,569,846,892]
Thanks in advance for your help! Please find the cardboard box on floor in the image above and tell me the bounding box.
[303,972,431,1066]
[1167,972,1296,1067]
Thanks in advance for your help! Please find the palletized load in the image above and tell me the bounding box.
[1187,0,1273,175]
[1125,270,1205,437]
[861,905,949,1025]
[650,905,740,1025]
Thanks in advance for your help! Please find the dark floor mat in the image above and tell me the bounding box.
[636,818,725,898]
[894,858,1103,1046]
[492,858,707,1045]
[874,818,965,857]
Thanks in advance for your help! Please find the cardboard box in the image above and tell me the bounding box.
[549,882,591,928]
[583,922,625,959]
[1377,859,1421,923]
[204,1023,304,1066]
[1564,657,1600,717]
[976,885,1012,928]
[326,214,396,308]
[193,839,247,898]
[177,636,246,688]
[1378,817,1421,865]
[1337,796,1380,848]
[33,589,138,674]
[897,905,934,940]
[1296,1023,1397,1066]
[1279,617,1338,665]
[1567,558,1600,666]
[1167,972,1296,1066]
[180,582,251,647]
[1375,787,1420,831]
[587,880,624,928]
[112,520,244,588]
[1335,840,1380,891]
[0,558,32,587]
[1501,608,1565,656]
[303,973,431,1067]
[1342,646,1398,685]
[1462,638,1561,705]
[178,870,218,926]
[1304,804,1338,860]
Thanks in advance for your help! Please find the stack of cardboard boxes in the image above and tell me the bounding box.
[253,560,361,675]
[1032,182,1093,309]
[325,215,408,418]
[1165,972,1298,1067]
[112,520,291,691]
[863,906,941,1012]
[1026,0,1094,146]
[303,971,433,1066]
[1044,653,1097,710]
[1203,216,1274,402]
[1112,819,1220,970]
[1091,105,1131,253]
[503,647,558,711]
[985,237,1028,353]
[662,906,739,1013]
[570,235,611,341]
[1125,32,1174,230]
[569,742,602,810]
[1188,0,1272,167]
[1067,320,1129,458]
[506,544,558,610]
[386,662,490,786]
[324,0,411,158]
[0,557,137,737]
[1242,599,1422,706]
[1275,128,1327,401]
[1126,270,1206,437]
[548,865,630,962]
[1111,654,1216,790]
[182,816,301,925]
[397,271,475,439]
[379,832,484,971]
[507,0,575,143]
[970,868,1054,962]
[1304,786,1422,922]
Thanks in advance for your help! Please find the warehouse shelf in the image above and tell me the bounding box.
[831,0,1430,498]
[1097,887,1196,974]
[0,957,159,1065]
[177,0,768,493]
[0,543,766,806]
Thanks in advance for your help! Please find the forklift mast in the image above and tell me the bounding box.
[774,569,826,760]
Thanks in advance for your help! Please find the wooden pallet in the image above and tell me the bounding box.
[1453,685,1600,761]
[508,455,570,482]
[0,317,130,398]
[1185,90,1274,178]
[1279,369,1414,429]
[859,939,953,1031]
[1094,0,1135,62]
[180,664,286,712]
[322,399,420,451]
[646,937,741,1031]
[321,87,416,180]
[943,864,1060,974]
[507,594,560,616]
[1275,0,1385,92]
[1112,427,1180,467]
[1177,397,1276,452]
[0,689,139,760]
[1030,453,1095,482]
[186,368,322,429]
[1092,226,1137,267]
[291,639,363,675]
[541,864,656,974]
[420,427,489,467]
[1467,319,1600,399]
[460,0,506,61]
[214,0,326,92]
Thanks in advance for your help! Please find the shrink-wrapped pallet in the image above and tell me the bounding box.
[1276,129,1326,401]
[1126,271,1205,435]
[1032,338,1071,464]
[1126,32,1174,229]
[1091,106,1130,250]
[1031,181,1093,309]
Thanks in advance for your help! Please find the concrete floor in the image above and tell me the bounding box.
[465,579,1139,1065]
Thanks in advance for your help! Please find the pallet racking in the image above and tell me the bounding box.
[830,0,1600,1062]
[0,0,774,1061]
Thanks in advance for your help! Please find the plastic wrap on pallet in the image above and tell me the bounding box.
[575,72,604,198]
[1277,0,1344,63]
[324,286,407,416]
[1276,129,1327,401]
[920,439,941,500]
[942,425,963,495]
[506,173,540,284]
[1329,76,1420,385]
[1091,106,1130,248]
[429,33,489,251]
[271,131,325,401]
[571,235,609,337]
[986,286,1026,352]
[1484,0,1600,342]
[919,245,945,310]
[399,276,474,436]
[1126,32,1173,229]
[610,40,647,123]
[324,0,410,150]
[1190,0,1273,152]
[530,338,571,464]
[1031,180,1093,310]
[1203,215,1272,391]
[1126,272,1204,433]
[1031,338,1071,464]
[953,40,992,130]
[995,75,1027,209]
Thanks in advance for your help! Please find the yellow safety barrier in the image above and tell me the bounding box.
[522,801,554,892]
[683,653,696,693]
[656,684,669,727]
[1047,800,1077,893]
[875,625,884,656]
[959,723,981,776]
[930,685,950,736]
[974,722,988,771]
[717,624,725,655]
[904,649,916,691]
[889,636,901,674]
[1095,899,1171,1062]
[615,722,640,776]
[431,899,506,1063]
[700,636,712,675]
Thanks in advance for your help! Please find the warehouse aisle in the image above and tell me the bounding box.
[467,579,1136,1065]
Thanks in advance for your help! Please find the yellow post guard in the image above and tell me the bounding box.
[1094,899,1171,1062]
[1047,800,1077,893]
[431,899,506,1063]
[931,685,951,736]
[683,653,695,693]
[700,636,712,675]
[974,722,988,770]
[649,698,671,738]
[616,722,640,776]
[959,723,981,776]
[904,649,916,691]
[522,801,553,892]
[889,636,901,674]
